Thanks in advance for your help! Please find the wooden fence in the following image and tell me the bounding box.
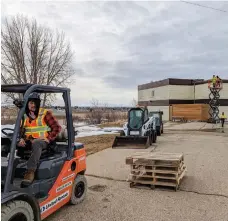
[169,104,209,122]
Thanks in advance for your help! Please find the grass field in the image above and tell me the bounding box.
[98,120,126,128]
[1,107,127,125]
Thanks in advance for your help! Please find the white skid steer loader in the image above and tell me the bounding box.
[112,106,157,149]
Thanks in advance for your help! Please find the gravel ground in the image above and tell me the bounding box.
[85,145,156,181]
[154,132,228,196]
[85,131,228,195]
[47,176,228,221]
[46,131,228,221]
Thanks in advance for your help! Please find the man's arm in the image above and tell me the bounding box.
[44,110,62,142]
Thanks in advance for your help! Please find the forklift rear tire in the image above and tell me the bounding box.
[1,200,34,221]
[70,175,87,205]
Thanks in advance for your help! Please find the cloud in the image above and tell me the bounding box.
[1,1,228,105]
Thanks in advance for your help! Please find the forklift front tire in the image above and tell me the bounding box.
[70,175,87,205]
[1,200,34,221]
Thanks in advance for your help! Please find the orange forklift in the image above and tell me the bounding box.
[1,84,87,221]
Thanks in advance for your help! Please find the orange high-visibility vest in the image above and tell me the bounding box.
[23,108,51,139]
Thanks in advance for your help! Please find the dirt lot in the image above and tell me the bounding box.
[98,120,126,128]
[76,134,118,156]
[47,130,228,221]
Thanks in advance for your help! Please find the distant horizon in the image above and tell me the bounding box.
[1,104,133,108]
[2,75,228,107]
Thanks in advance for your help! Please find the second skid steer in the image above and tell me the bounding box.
[112,106,157,149]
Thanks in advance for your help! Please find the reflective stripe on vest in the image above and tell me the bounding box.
[24,108,51,138]
[24,126,51,133]
[221,115,226,119]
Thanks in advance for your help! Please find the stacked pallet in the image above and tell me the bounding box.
[126,152,187,191]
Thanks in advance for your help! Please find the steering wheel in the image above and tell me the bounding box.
[1,128,14,137]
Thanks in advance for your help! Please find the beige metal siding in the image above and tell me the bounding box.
[219,106,228,115]
[138,85,169,101]
[139,83,228,101]
[220,83,228,99]
[147,106,170,121]
[195,83,228,99]
[195,83,209,99]
[169,85,194,100]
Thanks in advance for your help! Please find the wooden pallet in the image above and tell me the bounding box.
[128,165,187,190]
[126,152,184,165]
[126,152,187,191]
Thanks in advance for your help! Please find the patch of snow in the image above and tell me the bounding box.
[1,124,15,137]
[1,124,123,138]
[76,125,123,138]
[74,121,88,127]
[76,131,119,138]
[77,125,102,132]
[1,124,15,129]
[102,127,123,132]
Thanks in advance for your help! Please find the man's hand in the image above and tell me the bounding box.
[38,136,50,143]
[18,138,26,147]
[42,137,50,143]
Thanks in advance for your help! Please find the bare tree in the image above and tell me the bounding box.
[131,98,137,107]
[1,14,75,105]
[85,98,112,124]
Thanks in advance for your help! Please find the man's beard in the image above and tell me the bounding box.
[29,109,36,119]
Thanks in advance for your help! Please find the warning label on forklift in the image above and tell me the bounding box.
[62,173,75,182]
[56,181,72,193]
[79,156,86,161]
[40,190,69,214]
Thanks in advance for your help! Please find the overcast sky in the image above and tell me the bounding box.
[2,1,228,106]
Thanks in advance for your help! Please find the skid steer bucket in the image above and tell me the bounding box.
[112,136,150,149]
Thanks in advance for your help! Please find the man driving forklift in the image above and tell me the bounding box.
[17,92,61,185]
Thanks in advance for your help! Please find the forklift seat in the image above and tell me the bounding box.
[16,141,58,160]
[1,150,68,182]
[1,125,71,182]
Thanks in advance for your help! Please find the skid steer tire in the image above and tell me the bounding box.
[119,131,125,136]
[149,134,152,145]
[150,134,153,145]
[153,132,157,143]
[1,200,35,221]
[146,137,150,147]
[150,131,153,146]
[70,175,87,205]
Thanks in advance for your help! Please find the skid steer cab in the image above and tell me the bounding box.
[1,84,87,221]
[112,106,157,149]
